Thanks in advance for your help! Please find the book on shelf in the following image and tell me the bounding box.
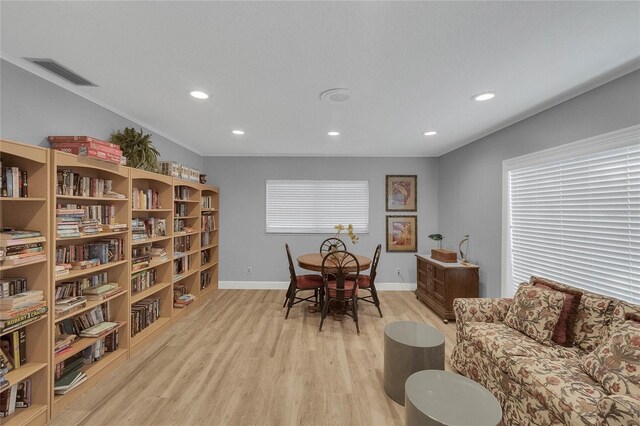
[0,301,47,321]
[131,297,161,337]
[174,186,191,200]
[55,264,72,276]
[201,270,212,290]
[54,334,78,355]
[132,218,166,240]
[151,246,168,262]
[85,286,124,301]
[0,236,46,248]
[0,290,44,310]
[0,166,28,198]
[201,195,213,209]
[56,170,126,198]
[56,238,125,266]
[79,321,119,338]
[0,230,41,241]
[173,293,195,308]
[70,259,101,270]
[0,383,18,417]
[54,370,87,395]
[201,212,216,232]
[131,269,157,294]
[0,277,27,297]
[1,253,46,267]
[55,297,87,318]
[0,328,26,371]
[132,188,161,210]
[14,379,31,408]
[56,272,108,299]
[48,135,116,146]
[56,304,112,336]
[49,138,122,155]
[174,203,188,217]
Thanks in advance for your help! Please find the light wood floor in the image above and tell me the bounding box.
[50,290,456,426]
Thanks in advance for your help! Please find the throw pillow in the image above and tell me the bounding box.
[581,315,640,395]
[533,281,583,347]
[504,285,566,346]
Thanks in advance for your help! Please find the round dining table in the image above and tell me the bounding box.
[297,252,371,273]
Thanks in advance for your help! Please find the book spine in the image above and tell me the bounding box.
[48,136,118,148]
[18,329,26,365]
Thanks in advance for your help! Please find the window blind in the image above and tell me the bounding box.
[266,180,369,234]
[508,144,640,303]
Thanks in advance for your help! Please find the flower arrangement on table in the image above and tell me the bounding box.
[335,224,359,245]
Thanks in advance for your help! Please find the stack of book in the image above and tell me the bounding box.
[48,136,125,165]
[0,378,31,417]
[79,219,102,236]
[56,207,84,238]
[173,235,191,253]
[132,245,152,271]
[131,218,166,240]
[54,296,87,319]
[0,163,28,198]
[151,246,168,262]
[83,284,124,301]
[201,231,211,247]
[0,230,46,267]
[54,334,77,357]
[0,289,47,334]
[0,328,26,371]
[80,321,120,338]
[132,188,160,209]
[55,238,125,267]
[55,264,71,277]
[54,360,86,395]
[173,292,195,309]
[58,203,116,226]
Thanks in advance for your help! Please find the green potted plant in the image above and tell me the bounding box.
[110,127,160,172]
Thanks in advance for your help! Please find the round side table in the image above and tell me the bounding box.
[383,321,445,405]
[405,370,502,426]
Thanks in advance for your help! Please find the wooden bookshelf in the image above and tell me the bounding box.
[199,184,219,297]
[128,169,174,357]
[0,140,51,426]
[50,150,130,416]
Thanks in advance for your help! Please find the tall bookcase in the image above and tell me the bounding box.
[0,140,51,426]
[171,180,201,321]
[128,169,174,357]
[199,184,219,297]
[0,140,219,424]
[50,151,130,416]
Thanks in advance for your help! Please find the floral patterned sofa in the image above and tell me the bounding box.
[450,276,640,426]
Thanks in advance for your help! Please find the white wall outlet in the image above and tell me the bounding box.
[396,268,401,276]
[247,266,252,274]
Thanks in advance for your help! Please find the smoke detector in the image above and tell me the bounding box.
[320,88,351,103]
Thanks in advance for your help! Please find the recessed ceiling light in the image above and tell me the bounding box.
[472,92,495,102]
[423,131,437,136]
[320,88,351,103]
[232,130,245,135]
[327,131,340,136]
[190,91,209,100]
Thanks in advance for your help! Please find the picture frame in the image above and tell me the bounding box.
[386,175,417,211]
[386,216,417,252]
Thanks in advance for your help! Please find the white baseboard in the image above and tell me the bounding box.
[219,281,416,291]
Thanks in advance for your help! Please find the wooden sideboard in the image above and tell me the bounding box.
[415,254,479,323]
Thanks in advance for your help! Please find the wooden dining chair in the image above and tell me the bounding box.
[319,238,346,254]
[284,244,324,319]
[347,244,383,317]
[319,250,361,334]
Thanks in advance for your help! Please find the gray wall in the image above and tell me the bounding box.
[438,69,640,297]
[0,59,203,170]
[203,156,438,285]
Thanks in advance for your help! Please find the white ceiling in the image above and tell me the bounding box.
[1,1,639,157]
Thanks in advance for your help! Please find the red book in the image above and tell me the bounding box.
[54,147,122,164]
[48,136,119,149]
[50,142,122,156]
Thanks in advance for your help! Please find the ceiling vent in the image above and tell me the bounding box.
[23,58,97,87]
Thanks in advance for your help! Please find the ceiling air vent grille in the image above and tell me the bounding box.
[23,58,97,87]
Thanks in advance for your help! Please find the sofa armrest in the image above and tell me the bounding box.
[597,394,640,426]
[453,298,512,344]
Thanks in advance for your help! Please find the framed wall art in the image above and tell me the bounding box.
[386,175,417,211]
[386,216,417,252]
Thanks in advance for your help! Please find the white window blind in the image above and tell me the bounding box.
[508,144,640,303]
[266,180,369,234]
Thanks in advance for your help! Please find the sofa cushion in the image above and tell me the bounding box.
[531,277,583,347]
[573,293,615,352]
[464,322,581,372]
[506,357,606,425]
[582,317,640,396]
[504,285,566,346]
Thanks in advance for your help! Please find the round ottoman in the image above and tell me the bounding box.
[383,321,445,405]
[405,370,502,426]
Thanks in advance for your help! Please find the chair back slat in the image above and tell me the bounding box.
[322,250,360,302]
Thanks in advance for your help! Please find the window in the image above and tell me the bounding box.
[266,180,369,234]
[502,126,639,303]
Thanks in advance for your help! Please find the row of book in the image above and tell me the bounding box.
[131,297,161,337]
[159,161,200,182]
[0,379,32,417]
[0,165,28,198]
[55,284,124,319]
[174,235,192,253]
[56,304,118,337]
[201,232,212,247]
[132,187,161,210]
[131,269,158,294]
[173,255,192,277]
[201,250,211,266]
[200,270,212,290]
[55,238,125,266]
[173,218,195,234]
[49,136,125,166]
[0,230,46,267]
[201,195,213,209]
[132,218,166,240]
[132,244,151,271]
[56,169,125,199]
[174,203,189,218]
[55,272,108,300]
[0,328,26,371]
[201,213,216,232]
[174,186,191,200]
